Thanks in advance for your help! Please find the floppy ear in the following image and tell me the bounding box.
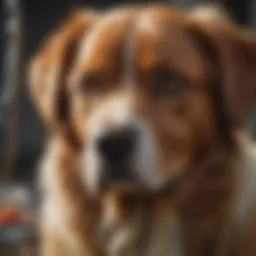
[28,10,97,133]
[189,20,256,128]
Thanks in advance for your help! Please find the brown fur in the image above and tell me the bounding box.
[29,5,256,256]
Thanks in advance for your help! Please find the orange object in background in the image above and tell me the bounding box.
[0,206,34,226]
[0,185,37,255]
[0,206,20,226]
[0,185,35,227]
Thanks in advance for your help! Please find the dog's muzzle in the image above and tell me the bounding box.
[96,126,139,186]
[83,104,176,195]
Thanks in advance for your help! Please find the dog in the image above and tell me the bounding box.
[28,4,256,256]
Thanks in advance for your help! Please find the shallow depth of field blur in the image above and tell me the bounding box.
[0,0,256,255]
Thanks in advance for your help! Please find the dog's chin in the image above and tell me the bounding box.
[100,175,182,198]
[93,175,183,222]
[101,181,147,196]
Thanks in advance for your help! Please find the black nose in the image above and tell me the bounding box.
[97,126,138,164]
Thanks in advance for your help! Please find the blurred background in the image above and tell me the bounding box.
[0,0,255,254]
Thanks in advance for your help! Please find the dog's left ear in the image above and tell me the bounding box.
[189,20,256,127]
[28,10,97,134]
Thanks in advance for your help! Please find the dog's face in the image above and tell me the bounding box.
[29,6,256,196]
[68,9,221,194]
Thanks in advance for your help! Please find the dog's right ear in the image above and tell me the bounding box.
[28,10,97,133]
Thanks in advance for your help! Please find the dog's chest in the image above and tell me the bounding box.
[143,215,184,256]
[100,212,185,256]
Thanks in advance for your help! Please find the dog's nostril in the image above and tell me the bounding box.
[97,127,138,163]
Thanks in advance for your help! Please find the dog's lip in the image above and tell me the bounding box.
[102,181,146,194]
[100,161,183,197]
[100,175,183,198]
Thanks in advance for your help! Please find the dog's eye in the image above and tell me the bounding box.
[152,69,189,99]
[77,74,102,95]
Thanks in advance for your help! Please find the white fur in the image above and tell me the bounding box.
[84,141,103,194]
[135,119,167,190]
[38,142,78,251]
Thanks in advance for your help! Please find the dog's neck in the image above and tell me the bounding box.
[94,147,236,256]
[96,193,184,256]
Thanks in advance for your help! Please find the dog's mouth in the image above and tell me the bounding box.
[100,164,144,194]
[100,163,182,198]
[98,174,182,231]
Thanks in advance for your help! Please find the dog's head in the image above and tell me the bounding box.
[29,6,256,197]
